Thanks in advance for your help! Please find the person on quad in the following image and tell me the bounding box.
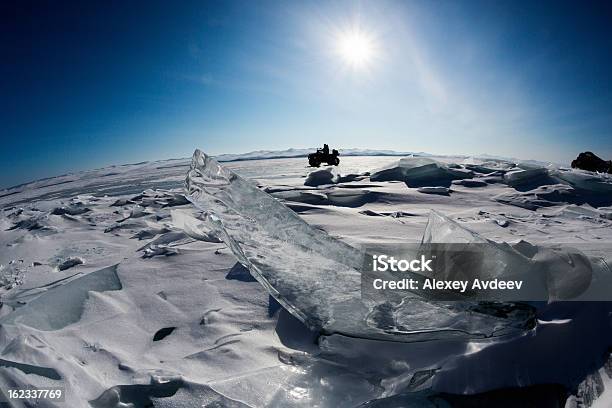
[308,144,340,167]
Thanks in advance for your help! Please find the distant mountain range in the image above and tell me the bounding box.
[214,148,432,162]
[213,148,562,167]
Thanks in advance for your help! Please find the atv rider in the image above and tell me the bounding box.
[308,144,340,167]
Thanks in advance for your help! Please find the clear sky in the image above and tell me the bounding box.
[2,0,612,188]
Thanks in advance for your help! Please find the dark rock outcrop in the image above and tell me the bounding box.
[571,152,612,174]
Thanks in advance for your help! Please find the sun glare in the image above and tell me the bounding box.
[336,28,375,68]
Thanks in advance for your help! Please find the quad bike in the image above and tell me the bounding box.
[308,145,340,167]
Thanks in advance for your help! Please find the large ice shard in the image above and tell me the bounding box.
[552,168,612,194]
[421,211,611,302]
[503,167,550,188]
[421,211,549,301]
[185,149,535,342]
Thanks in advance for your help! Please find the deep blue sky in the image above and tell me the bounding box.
[2,0,612,188]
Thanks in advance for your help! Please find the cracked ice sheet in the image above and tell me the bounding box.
[185,149,532,342]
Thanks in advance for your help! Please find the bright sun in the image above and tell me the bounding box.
[336,28,375,68]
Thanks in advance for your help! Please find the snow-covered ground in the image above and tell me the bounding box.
[1,151,612,407]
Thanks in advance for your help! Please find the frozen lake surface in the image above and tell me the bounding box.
[1,151,612,407]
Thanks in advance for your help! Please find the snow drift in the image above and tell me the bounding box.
[370,157,473,187]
